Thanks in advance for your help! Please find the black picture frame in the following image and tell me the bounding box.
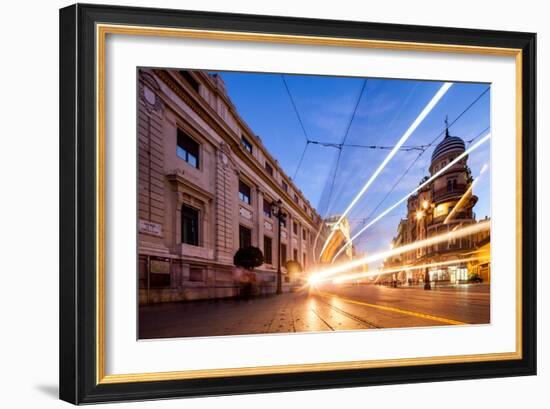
[60,3,536,404]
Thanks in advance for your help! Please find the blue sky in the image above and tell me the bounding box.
[213,71,491,258]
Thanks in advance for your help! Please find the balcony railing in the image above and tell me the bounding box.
[433,185,467,202]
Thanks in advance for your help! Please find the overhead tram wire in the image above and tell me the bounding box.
[319,82,454,262]
[309,140,430,151]
[310,78,367,262]
[324,79,368,215]
[292,142,310,181]
[331,132,492,261]
[281,75,312,145]
[353,86,491,228]
[466,126,491,146]
[281,75,314,182]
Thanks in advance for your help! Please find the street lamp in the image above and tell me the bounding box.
[416,204,432,290]
[271,199,286,295]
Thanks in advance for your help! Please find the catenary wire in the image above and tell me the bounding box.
[353,87,490,226]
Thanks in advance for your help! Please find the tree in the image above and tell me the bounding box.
[285,260,303,274]
[233,246,264,270]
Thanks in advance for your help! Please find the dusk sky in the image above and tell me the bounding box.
[213,71,491,260]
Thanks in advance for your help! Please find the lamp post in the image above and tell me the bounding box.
[271,199,286,295]
[416,203,432,290]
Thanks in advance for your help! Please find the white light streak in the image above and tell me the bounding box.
[311,219,490,281]
[317,82,453,260]
[444,163,488,224]
[331,132,491,261]
[331,256,489,284]
[312,225,323,263]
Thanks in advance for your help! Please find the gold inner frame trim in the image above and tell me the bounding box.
[95,23,523,385]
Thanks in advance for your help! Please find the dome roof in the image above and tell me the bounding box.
[431,134,465,163]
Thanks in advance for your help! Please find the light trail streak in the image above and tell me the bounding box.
[444,163,488,224]
[331,132,491,261]
[317,82,453,260]
[312,224,323,263]
[330,256,489,284]
[310,220,490,282]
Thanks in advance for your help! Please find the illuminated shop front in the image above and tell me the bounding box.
[428,265,468,283]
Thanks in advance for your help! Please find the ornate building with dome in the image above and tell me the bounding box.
[383,121,490,286]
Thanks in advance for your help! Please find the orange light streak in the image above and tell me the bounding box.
[331,133,491,261]
[310,220,490,281]
[331,256,489,284]
[444,163,488,224]
[317,83,453,260]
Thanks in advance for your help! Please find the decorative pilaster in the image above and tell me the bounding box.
[214,142,237,264]
[256,189,264,250]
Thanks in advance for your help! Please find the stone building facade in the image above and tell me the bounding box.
[319,215,354,263]
[137,69,327,304]
[383,126,491,286]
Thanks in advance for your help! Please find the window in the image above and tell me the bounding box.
[456,267,468,281]
[302,228,306,241]
[239,180,251,204]
[293,249,298,261]
[181,205,199,246]
[281,244,287,265]
[239,225,252,249]
[265,162,273,176]
[264,236,272,264]
[177,130,200,168]
[293,193,299,204]
[241,136,253,153]
[282,181,288,192]
[179,70,199,93]
[293,222,298,235]
[303,253,307,268]
[263,200,272,218]
[447,178,458,192]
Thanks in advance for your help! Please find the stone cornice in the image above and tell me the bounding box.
[153,69,320,228]
[167,172,214,202]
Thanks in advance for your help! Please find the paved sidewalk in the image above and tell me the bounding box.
[139,284,489,339]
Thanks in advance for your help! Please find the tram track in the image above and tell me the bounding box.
[309,294,382,331]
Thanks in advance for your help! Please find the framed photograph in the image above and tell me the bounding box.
[59,3,536,404]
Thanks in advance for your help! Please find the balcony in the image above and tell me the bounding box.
[433,184,467,202]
